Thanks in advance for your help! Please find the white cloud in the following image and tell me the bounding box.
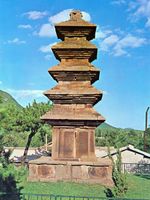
[44,54,52,60]
[49,9,73,24]
[111,0,126,5]
[18,24,32,29]
[96,26,113,39]
[38,24,55,37]
[97,29,146,57]
[7,38,26,45]
[38,9,91,38]
[117,34,145,48]
[113,47,127,56]
[113,34,146,56]
[39,43,56,53]
[128,0,150,27]
[23,11,48,20]
[7,89,44,99]
[39,44,51,53]
[100,34,119,51]
[49,9,91,24]
[102,90,109,95]
[96,29,107,39]
[81,11,91,21]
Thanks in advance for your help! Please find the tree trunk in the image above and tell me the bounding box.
[22,131,35,165]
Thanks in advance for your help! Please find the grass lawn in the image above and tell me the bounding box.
[22,174,150,199]
[22,181,105,197]
[126,174,150,199]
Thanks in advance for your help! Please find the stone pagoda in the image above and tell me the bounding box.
[28,10,113,186]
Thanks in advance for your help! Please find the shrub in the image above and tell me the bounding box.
[105,148,128,198]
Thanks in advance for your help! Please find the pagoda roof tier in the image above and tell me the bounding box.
[48,65,100,83]
[41,104,105,127]
[55,26,96,41]
[44,81,102,105]
[55,10,96,41]
[52,39,97,62]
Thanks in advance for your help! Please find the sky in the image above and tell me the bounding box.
[0,0,150,130]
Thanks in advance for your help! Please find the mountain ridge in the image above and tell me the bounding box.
[0,90,22,111]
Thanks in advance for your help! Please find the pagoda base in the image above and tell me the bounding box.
[28,157,113,187]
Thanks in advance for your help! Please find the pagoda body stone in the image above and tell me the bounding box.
[28,10,113,186]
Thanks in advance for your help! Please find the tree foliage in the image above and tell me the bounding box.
[0,101,52,162]
[95,127,144,151]
[12,100,52,162]
[105,148,128,198]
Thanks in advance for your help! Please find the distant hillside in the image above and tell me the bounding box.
[98,122,117,129]
[0,90,22,111]
[97,122,142,133]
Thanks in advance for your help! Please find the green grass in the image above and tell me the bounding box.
[22,181,105,197]
[126,174,150,199]
[21,174,150,199]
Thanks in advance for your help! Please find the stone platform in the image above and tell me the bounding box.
[28,157,113,187]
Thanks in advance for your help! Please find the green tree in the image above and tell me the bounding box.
[0,101,52,150]
[95,127,143,150]
[0,132,4,153]
[14,100,52,163]
[105,148,128,198]
[0,95,3,103]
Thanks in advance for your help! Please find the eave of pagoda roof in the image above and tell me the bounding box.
[41,104,105,127]
[48,64,100,83]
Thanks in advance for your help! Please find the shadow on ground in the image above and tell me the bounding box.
[0,173,23,200]
[135,174,150,180]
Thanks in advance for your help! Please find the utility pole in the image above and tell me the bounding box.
[144,107,149,151]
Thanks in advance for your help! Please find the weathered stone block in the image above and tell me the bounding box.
[72,166,82,179]
[28,158,113,186]
[55,164,71,179]
[88,166,108,179]
[38,165,55,178]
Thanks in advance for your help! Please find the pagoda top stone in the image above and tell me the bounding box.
[70,10,83,21]
[55,10,96,41]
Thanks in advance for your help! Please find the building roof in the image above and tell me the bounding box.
[95,146,115,158]
[101,145,150,158]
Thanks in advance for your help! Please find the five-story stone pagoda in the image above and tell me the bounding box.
[28,10,113,186]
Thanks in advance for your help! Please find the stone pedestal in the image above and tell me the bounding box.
[28,157,113,187]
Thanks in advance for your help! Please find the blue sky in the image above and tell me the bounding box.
[0,0,150,130]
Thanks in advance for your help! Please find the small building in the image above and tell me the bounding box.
[96,145,150,173]
[95,146,115,158]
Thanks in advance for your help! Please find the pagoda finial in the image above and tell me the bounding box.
[70,10,83,21]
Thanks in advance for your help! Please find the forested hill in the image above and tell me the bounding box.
[98,122,117,129]
[0,90,22,111]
